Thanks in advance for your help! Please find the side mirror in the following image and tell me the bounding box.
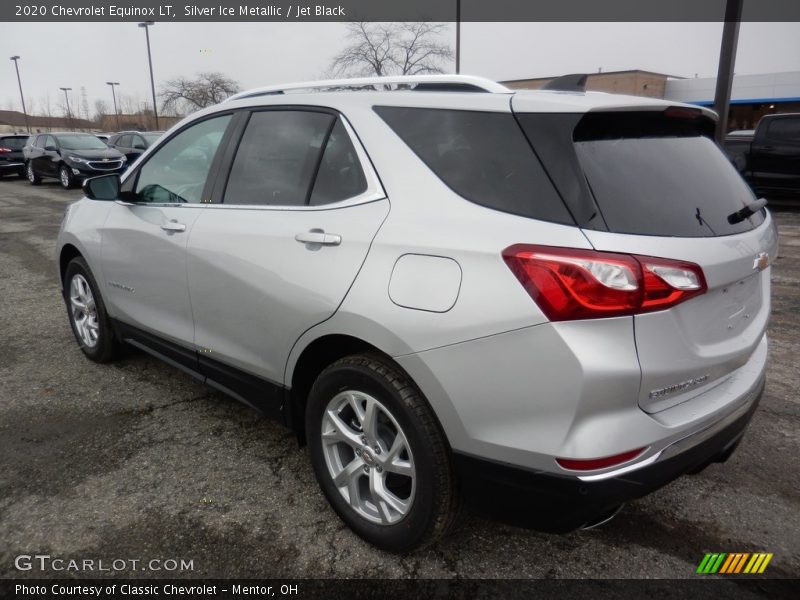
[134,143,146,150]
[83,174,121,201]
[45,145,58,152]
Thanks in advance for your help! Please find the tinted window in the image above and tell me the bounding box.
[519,111,764,237]
[135,114,231,204]
[0,137,26,150]
[766,118,800,142]
[374,107,572,224]
[117,134,132,147]
[309,119,368,205]
[224,110,334,206]
[132,135,146,148]
[574,136,763,236]
[44,136,56,149]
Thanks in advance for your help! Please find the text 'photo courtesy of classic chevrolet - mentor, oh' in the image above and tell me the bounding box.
[56,74,778,553]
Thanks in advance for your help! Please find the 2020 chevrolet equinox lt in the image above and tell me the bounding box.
[56,75,778,552]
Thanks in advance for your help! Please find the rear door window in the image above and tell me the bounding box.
[223,110,335,206]
[309,119,368,205]
[374,106,573,225]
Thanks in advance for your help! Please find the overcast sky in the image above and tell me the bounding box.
[1,22,799,117]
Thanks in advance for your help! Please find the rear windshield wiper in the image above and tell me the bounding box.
[727,198,767,225]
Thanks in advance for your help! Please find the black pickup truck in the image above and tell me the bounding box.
[723,113,800,201]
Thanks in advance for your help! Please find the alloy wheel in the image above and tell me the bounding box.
[321,390,416,525]
[69,274,99,348]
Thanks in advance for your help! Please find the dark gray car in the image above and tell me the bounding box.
[0,134,28,179]
[23,132,127,189]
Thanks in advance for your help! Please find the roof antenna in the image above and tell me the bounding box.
[542,74,588,92]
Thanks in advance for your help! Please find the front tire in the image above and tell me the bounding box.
[306,354,458,553]
[59,164,75,189]
[26,161,41,185]
[64,257,118,363]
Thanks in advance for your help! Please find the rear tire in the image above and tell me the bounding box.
[64,257,119,363]
[306,354,458,553]
[26,162,41,185]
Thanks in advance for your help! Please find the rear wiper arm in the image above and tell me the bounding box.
[727,198,767,225]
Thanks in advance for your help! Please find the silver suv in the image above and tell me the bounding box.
[57,75,778,552]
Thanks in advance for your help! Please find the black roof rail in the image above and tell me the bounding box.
[542,74,589,92]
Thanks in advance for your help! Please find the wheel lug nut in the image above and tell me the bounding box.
[355,448,361,456]
[374,446,381,454]
[376,466,382,473]
[363,465,370,473]
[361,436,367,444]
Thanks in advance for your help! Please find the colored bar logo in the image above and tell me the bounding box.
[696,553,773,574]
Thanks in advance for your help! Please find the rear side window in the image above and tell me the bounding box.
[374,107,573,225]
[766,117,800,142]
[518,111,764,237]
[224,110,334,206]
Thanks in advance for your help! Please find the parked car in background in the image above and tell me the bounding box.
[107,131,164,162]
[723,113,800,201]
[23,132,127,189]
[57,75,776,552]
[0,134,28,178]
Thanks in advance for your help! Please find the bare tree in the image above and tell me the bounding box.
[93,99,109,124]
[330,22,453,77]
[159,72,240,115]
[40,92,53,119]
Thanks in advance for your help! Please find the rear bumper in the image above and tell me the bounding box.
[0,161,24,172]
[454,374,764,532]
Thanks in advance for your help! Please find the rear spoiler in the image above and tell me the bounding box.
[542,74,588,93]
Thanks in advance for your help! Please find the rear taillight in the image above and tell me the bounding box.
[502,245,707,321]
[0,147,11,153]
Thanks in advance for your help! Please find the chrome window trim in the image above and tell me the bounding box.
[117,109,385,211]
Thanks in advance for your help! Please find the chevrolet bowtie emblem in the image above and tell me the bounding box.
[753,252,770,271]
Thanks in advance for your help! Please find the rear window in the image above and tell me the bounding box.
[374,107,573,225]
[519,111,764,237]
[0,137,26,150]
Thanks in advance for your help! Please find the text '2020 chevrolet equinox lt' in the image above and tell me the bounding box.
[56,75,778,552]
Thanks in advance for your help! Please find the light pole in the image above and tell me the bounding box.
[138,21,159,129]
[455,0,461,74]
[713,0,743,144]
[9,56,30,133]
[59,87,73,129]
[106,81,121,130]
